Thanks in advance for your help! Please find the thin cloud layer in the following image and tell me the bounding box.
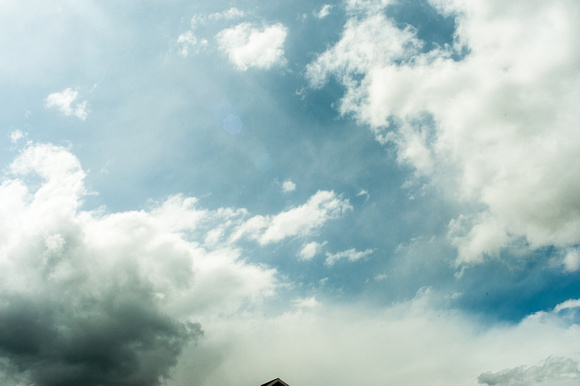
[216,22,288,71]
[307,0,580,265]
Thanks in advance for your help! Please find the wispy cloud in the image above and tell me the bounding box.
[191,7,245,28]
[314,4,333,19]
[231,190,351,245]
[176,30,206,57]
[325,248,373,265]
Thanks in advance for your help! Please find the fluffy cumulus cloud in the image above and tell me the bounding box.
[216,22,288,71]
[45,88,89,120]
[0,142,281,385]
[306,0,580,265]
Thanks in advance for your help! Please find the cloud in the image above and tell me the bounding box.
[177,8,244,57]
[207,7,245,22]
[45,88,89,120]
[298,241,327,260]
[191,7,245,29]
[231,190,351,245]
[9,130,25,144]
[169,291,580,386]
[216,22,288,71]
[553,298,580,314]
[478,357,580,385]
[562,249,580,273]
[325,248,373,265]
[356,189,369,200]
[0,142,280,385]
[314,4,333,19]
[176,31,199,57]
[306,0,580,265]
[3,142,580,386]
[282,180,296,193]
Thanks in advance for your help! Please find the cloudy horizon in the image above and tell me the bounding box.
[1,0,580,385]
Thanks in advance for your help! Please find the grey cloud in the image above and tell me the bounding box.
[0,279,201,386]
[478,357,580,386]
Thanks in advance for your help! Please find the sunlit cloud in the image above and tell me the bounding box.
[307,0,580,266]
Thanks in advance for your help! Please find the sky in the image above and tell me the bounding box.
[1,0,580,385]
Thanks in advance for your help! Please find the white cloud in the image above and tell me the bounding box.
[554,298,580,313]
[216,22,288,71]
[177,31,198,57]
[298,241,327,260]
[45,88,89,120]
[306,0,580,265]
[314,4,333,19]
[345,0,394,13]
[325,247,373,265]
[562,249,580,273]
[208,7,245,22]
[9,129,25,143]
[282,179,296,193]
[306,13,422,89]
[292,296,320,310]
[178,8,244,57]
[191,7,245,29]
[169,290,580,386]
[231,190,351,245]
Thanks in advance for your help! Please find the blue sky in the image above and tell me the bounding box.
[1,1,580,385]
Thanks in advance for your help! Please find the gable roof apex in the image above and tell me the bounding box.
[260,377,289,386]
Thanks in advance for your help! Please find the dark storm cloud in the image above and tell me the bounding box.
[0,283,201,386]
